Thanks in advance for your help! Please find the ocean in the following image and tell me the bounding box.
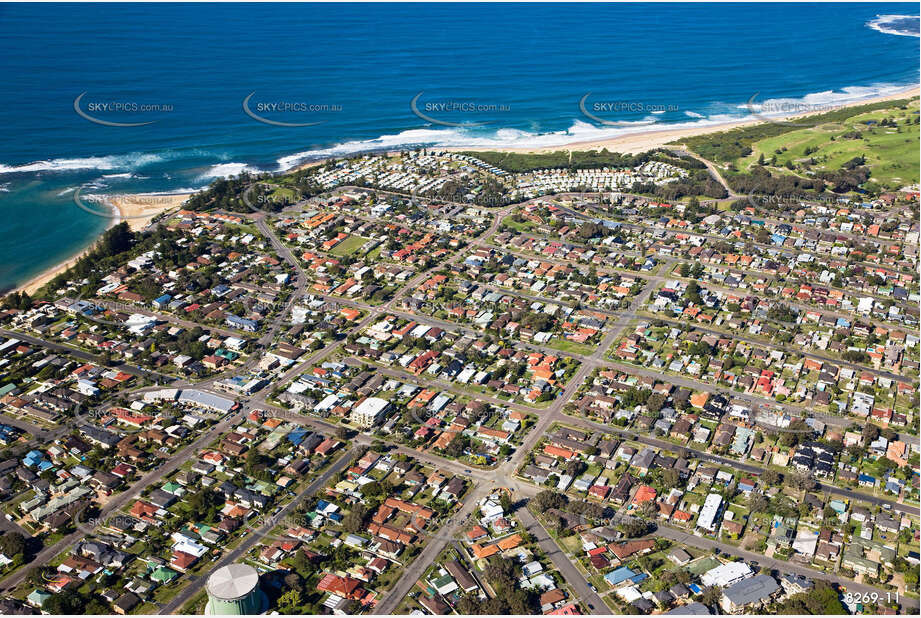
[0,2,918,291]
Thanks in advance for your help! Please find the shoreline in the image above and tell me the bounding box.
[447,85,920,155]
[15,192,189,296]
[106,191,190,232]
[12,85,918,297]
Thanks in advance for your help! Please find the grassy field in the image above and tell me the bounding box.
[329,234,369,256]
[547,337,598,356]
[734,100,920,190]
[500,214,536,233]
[268,186,297,201]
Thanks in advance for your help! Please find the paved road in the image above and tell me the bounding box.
[667,147,739,199]
[464,243,913,385]
[159,446,360,614]
[560,412,920,517]
[5,188,916,614]
[652,524,920,610]
[147,367,918,614]
[506,476,919,612]
[554,194,915,317]
[0,408,247,593]
[348,356,917,517]
[517,504,608,614]
[0,328,173,384]
[438,268,916,443]
[155,202,515,612]
[371,485,489,615]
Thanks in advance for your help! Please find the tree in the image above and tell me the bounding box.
[544,513,564,534]
[283,572,303,593]
[85,598,110,614]
[0,532,26,558]
[484,555,518,592]
[700,585,722,607]
[774,580,847,614]
[639,499,658,520]
[360,481,384,499]
[186,488,222,522]
[277,588,302,613]
[646,392,666,414]
[563,458,585,478]
[26,566,49,586]
[662,468,680,489]
[789,470,817,492]
[341,504,367,533]
[761,469,781,485]
[748,491,768,513]
[621,518,651,538]
[42,591,83,615]
[861,422,879,443]
[532,490,567,512]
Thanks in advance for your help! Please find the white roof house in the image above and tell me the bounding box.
[701,561,753,588]
[696,493,723,532]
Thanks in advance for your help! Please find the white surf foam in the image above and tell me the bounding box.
[275,113,759,171]
[0,151,172,175]
[867,14,920,37]
[738,82,917,119]
[196,162,260,180]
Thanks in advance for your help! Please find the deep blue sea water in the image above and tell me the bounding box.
[0,2,918,291]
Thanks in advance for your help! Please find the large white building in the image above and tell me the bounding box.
[351,396,391,428]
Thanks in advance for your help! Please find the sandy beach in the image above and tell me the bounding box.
[13,85,917,298]
[107,192,190,232]
[16,192,188,295]
[449,86,920,155]
[17,252,93,296]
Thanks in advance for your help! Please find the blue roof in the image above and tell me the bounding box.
[858,473,876,483]
[688,583,702,594]
[154,294,172,303]
[604,566,637,586]
[287,429,308,445]
[226,314,258,328]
